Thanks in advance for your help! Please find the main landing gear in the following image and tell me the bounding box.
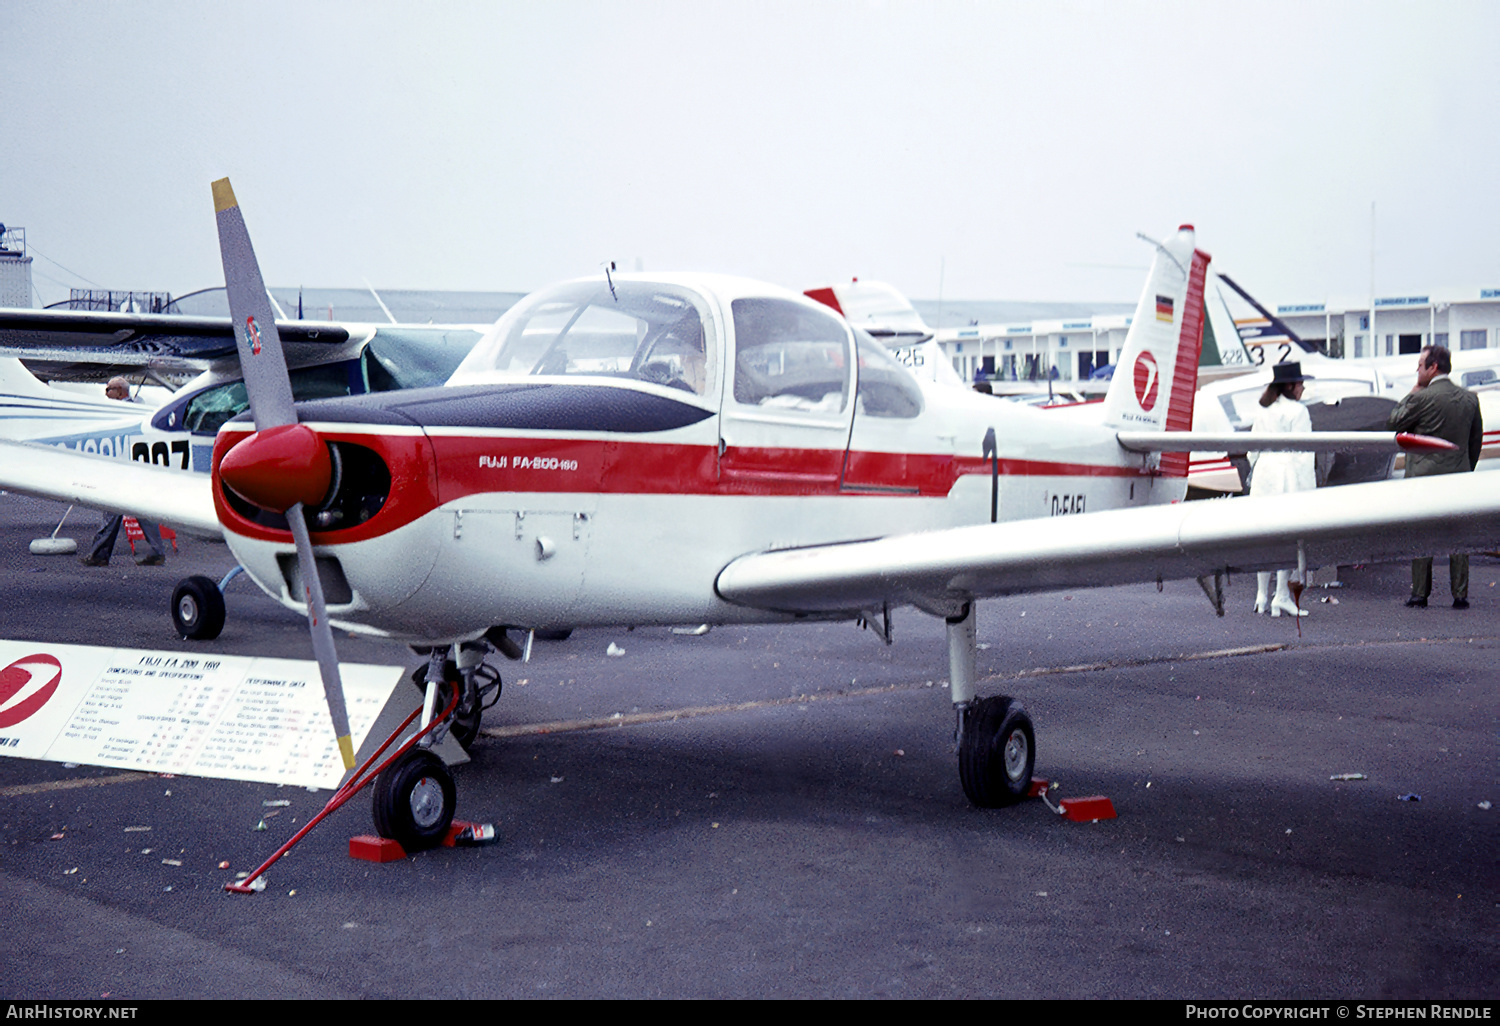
[170,566,244,641]
[946,603,1036,807]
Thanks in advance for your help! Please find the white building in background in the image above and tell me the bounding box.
[940,314,1131,385]
[937,284,1500,385]
[1269,289,1500,363]
[0,227,33,309]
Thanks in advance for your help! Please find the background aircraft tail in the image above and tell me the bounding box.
[1101,225,1210,476]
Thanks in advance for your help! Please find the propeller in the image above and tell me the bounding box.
[212,178,356,772]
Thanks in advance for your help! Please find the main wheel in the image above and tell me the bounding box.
[958,696,1035,808]
[372,749,456,851]
[171,575,226,640]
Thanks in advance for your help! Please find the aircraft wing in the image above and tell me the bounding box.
[0,308,351,364]
[715,473,1500,616]
[0,437,220,536]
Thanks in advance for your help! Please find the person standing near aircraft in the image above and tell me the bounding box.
[1389,345,1483,608]
[1249,362,1315,616]
[79,376,167,567]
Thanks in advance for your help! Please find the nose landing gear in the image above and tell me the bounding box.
[369,638,508,850]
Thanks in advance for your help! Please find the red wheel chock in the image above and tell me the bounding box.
[1030,777,1117,822]
[348,821,497,864]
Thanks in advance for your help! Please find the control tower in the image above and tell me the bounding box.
[0,225,33,307]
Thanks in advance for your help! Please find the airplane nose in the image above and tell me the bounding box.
[219,423,333,512]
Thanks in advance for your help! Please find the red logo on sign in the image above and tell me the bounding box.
[0,654,62,729]
[1133,351,1160,411]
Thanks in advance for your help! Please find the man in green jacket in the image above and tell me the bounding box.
[1389,345,1484,607]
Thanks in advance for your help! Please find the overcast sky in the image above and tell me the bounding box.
[4,1,1497,310]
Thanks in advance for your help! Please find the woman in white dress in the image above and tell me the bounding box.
[1249,362,1315,616]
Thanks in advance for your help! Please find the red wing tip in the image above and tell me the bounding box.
[1397,432,1459,451]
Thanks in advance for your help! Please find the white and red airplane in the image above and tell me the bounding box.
[1,181,1491,854]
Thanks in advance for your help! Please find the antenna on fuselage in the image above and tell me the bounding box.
[604,260,617,301]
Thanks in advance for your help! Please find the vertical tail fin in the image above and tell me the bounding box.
[1102,224,1211,476]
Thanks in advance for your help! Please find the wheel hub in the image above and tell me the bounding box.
[1002,728,1028,782]
[409,776,446,829]
[177,594,199,624]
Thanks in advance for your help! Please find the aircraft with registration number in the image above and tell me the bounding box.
[0,304,490,476]
[1,179,1492,863]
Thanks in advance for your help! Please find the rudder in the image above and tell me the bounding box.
[1102,225,1211,476]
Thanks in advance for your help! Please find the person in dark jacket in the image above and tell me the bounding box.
[1388,346,1483,607]
[78,377,166,567]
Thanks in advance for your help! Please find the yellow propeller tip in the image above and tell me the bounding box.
[337,735,356,770]
[212,178,238,213]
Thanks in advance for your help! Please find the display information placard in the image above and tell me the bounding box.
[0,639,403,789]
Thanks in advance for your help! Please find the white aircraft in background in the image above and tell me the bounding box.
[1188,275,1500,493]
[0,185,1485,859]
[0,308,488,474]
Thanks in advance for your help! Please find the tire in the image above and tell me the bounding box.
[534,628,572,642]
[171,575,226,640]
[371,749,456,851]
[958,696,1035,808]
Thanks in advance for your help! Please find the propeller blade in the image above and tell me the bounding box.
[212,178,355,770]
[287,502,356,770]
[212,178,295,430]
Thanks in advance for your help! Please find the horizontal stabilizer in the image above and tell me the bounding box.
[1116,431,1455,454]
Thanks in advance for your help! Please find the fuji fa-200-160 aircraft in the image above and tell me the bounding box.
[0,180,1490,856]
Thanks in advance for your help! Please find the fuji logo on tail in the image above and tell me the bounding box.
[1133,351,1160,411]
[0,654,62,728]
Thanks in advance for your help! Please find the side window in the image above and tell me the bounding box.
[854,333,923,418]
[181,363,356,435]
[183,380,248,434]
[731,298,850,413]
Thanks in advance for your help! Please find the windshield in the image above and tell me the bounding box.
[450,281,713,397]
[181,362,355,435]
[363,327,484,391]
[1216,376,1375,429]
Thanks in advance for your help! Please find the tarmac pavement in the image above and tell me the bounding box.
[0,491,1495,999]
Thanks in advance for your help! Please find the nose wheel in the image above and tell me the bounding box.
[958,696,1035,807]
[371,749,456,851]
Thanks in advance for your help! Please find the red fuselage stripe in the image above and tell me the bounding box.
[215,431,1144,544]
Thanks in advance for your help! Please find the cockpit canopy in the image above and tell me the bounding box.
[450,281,715,397]
[448,275,923,420]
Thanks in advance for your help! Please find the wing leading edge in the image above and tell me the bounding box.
[715,473,1500,616]
[0,437,220,536]
[0,308,351,363]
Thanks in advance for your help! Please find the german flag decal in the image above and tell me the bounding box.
[1155,294,1174,323]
